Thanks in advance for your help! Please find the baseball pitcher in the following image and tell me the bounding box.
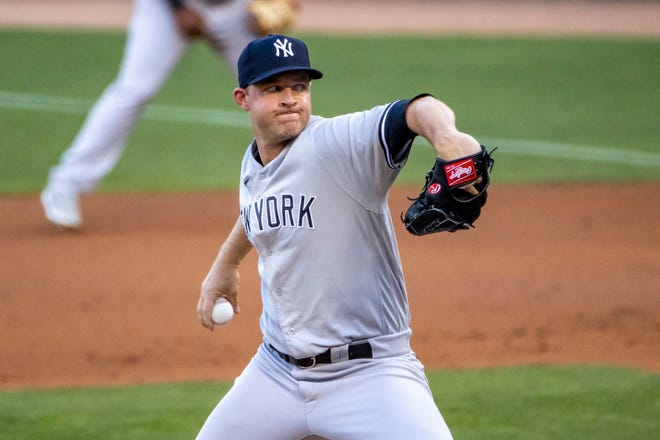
[195,34,494,439]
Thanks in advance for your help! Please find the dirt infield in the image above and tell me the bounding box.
[1,184,659,389]
[1,1,659,390]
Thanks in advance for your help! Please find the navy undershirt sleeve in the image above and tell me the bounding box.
[379,93,431,168]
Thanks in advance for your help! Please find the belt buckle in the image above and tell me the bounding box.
[298,356,317,369]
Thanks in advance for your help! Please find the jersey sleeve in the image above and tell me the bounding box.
[308,94,428,212]
[379,93,430,168]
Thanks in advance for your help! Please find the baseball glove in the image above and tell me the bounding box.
[247,0,298,36]
[402,145,495,235]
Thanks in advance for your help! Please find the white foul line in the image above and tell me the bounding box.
[0,90,251,128]
[1,90,659,168]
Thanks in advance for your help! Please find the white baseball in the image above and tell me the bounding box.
[212,298,234,325]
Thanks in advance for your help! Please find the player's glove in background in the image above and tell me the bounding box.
[247,0,298,35]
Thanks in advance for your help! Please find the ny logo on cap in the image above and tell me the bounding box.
[273,38,294,57]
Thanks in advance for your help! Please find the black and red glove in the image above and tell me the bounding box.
[402,145,495,235]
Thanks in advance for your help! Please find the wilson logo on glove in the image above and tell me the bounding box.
[444,159,476,187]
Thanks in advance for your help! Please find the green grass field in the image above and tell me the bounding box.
[1,366,658,439]
[1,30,659,438]
[0,31,658,194]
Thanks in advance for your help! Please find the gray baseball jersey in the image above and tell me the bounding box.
[239,100,417,358]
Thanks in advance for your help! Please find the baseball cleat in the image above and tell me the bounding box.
[40,185,82,230]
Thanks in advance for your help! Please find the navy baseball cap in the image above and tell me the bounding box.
[237,34,323,88]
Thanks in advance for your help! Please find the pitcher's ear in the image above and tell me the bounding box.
[233,88,249,110]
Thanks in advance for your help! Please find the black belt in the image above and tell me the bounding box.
[269,342,373,368]
[200,0,231,5]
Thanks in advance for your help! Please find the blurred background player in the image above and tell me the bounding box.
[41,0,263,229]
